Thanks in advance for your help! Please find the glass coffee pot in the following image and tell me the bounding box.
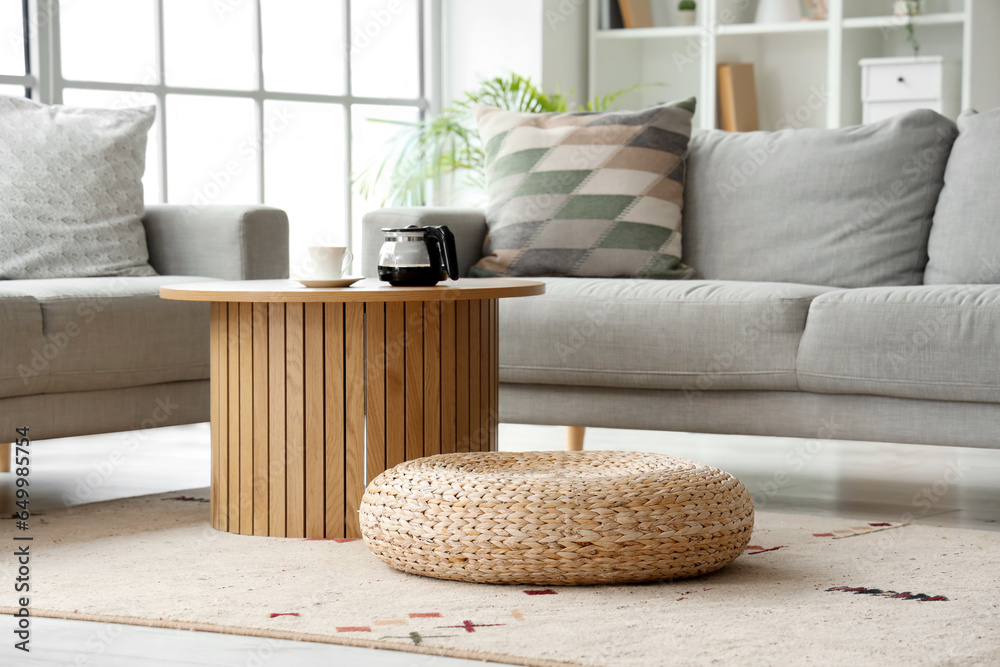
[377,225,459,287]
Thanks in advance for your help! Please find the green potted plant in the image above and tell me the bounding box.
[894,0,923,56]
[677,0,697,26]
[355,73,652,207]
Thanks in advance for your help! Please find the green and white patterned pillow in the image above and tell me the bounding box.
[469,98,696,279]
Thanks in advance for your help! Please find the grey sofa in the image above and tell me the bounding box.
[361,109,1000,450]
[0,204,288,452]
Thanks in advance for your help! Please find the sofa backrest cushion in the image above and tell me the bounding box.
[0,95,157,279]
[683,109,958,288]
[924,109,1000,284]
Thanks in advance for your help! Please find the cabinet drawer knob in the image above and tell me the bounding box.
[898,76,905,83]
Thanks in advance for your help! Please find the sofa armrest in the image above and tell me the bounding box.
[361,207,487,278]
[142,205,289,280]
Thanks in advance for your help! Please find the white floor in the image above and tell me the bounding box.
[3,423,999,666]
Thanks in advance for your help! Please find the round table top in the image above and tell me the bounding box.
[160,277,546,303]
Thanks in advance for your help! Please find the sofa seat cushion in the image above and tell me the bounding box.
[0,287,47,399]
[499,277,835,391]
[797,286,1000,402]
[10,276,214,395]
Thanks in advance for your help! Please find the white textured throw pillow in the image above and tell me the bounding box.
[0,96,157,279]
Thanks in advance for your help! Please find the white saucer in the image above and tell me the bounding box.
[297,276,364,288]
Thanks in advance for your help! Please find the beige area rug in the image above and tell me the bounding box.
[3,489,999,666]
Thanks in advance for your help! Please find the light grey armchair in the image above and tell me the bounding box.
[0,205,289,470]
[142,204,289,281]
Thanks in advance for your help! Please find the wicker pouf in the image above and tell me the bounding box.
[359,451,754,585]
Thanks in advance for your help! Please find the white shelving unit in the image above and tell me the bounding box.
[588,0,1000,130]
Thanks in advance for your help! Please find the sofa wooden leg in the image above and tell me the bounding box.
[0,443,9,473]
[566,426,586,451]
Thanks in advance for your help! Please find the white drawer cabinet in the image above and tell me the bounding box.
[860,56,961,124]
[865,99,944,124]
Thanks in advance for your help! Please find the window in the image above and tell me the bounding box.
[0,1,33,97]
[6,0,437,272]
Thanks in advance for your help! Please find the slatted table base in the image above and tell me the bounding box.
[209,299,499,538]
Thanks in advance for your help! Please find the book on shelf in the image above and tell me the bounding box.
[618,0,654,28]
[717,63,760,132]
[599,0,625,29]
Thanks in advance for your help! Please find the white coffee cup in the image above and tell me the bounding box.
[308,246,353,280]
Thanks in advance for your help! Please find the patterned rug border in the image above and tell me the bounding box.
[0,606,583,667]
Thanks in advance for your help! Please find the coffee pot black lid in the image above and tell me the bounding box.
[381,225,428,233]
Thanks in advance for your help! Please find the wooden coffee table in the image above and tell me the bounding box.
[161,278,544,539]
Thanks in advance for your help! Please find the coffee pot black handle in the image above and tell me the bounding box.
[424,226,459,281]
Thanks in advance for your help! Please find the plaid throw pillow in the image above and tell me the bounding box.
[469,98,696,279]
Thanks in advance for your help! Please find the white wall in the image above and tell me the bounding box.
[541,0,589,107]
[441,0,587,107]
[442,0,544,104]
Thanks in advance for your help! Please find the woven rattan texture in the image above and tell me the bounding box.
[359,451,754,585]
